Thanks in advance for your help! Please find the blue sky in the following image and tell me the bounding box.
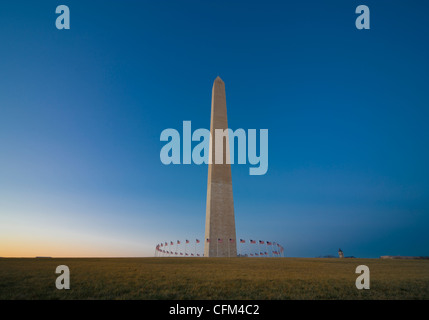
[1,0,428,257]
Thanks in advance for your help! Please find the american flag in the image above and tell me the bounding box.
[240,239,245,243]
[267,241,272,245]
[196,239,200,243]
[191,253,194,256]
[259,240,264,244]
[218,238,222,243]
[250,254,254,256]
[255,253,259,256]
[186,240,189,244]
[250,240,256,244]
[180,253,183,255]
[206,238,210,243]
[175,252,178,255]
[160,243,163,247]
[185,253,188,256]
[165,242,168,246]
[177,240,180,244]
[170,241,174,245]
[197,254,200,257]
[229,238,234,243]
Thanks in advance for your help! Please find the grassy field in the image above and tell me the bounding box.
[0,257,428,299]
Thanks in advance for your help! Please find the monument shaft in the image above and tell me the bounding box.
[204,77,237,257]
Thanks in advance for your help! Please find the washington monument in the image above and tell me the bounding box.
[204,77,237,257]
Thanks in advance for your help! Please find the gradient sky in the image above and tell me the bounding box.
[1,0,428,258]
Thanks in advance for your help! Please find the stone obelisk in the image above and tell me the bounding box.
[204,76,237,257]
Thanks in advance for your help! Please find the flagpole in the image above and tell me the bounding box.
[239,240,241,257]
[217,239,219,257]
[248,240,250,257]
[228,239,230,258]
[239,240,243,257]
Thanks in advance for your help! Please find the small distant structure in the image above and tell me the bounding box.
[35,256,52,259]
[338,248,344,258]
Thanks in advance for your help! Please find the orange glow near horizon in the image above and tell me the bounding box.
[0,232,154,258]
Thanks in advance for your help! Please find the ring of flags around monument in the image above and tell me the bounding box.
[154,238,285,257]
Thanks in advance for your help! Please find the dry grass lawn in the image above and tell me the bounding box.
[1,257,428,299]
